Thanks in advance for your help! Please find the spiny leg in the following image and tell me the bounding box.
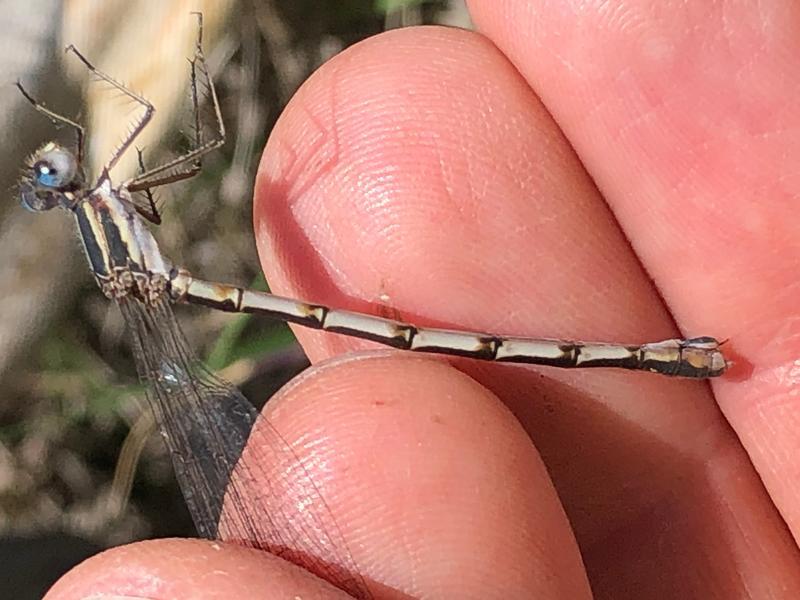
[130,147,202,224]
[128,164,202,195]
[16,81,85,164]
[127,52,205,196]
[128,12,225,189]
[65,44,154,173]
[190,41,204,157]
[133,147,160,224]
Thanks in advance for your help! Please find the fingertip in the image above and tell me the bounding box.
[248,353,590,598]
[45,538,349,600]
[252,25,554,318]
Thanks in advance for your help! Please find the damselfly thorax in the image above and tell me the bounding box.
[73,178,173,303]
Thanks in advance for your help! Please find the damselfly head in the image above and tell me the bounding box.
[20,142,83,212]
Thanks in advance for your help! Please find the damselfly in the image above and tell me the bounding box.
[16,14,728,599]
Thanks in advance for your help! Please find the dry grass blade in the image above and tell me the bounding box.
[62,0,235,179]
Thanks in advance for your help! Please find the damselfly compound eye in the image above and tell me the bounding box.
[32,145,77,189]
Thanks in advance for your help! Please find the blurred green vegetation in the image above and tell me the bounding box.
[375,0,427,12]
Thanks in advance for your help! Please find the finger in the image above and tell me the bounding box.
[44,355,589,599]
[237,353,590,598]
[44,538,350,599]
[254,24,800,595]
[468,0,800,563]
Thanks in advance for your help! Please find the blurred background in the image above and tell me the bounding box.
[0,1,471,596]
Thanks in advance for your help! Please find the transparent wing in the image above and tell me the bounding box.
[118,295,371,598]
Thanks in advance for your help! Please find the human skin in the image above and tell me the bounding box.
[46,1,800,598]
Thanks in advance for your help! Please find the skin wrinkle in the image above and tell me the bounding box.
[257,80,367,303]
[264,81,343,213]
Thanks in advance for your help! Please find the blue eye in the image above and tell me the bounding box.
[31,146,77,189]
[35,164,61,187]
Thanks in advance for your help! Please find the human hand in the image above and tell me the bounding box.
[47,2,800,598]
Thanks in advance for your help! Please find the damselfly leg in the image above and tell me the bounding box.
[64,44,154,174]
[16,81,85,164]
[128,13,226,195]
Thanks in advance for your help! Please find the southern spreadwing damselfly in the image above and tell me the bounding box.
[15,14,728,599]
